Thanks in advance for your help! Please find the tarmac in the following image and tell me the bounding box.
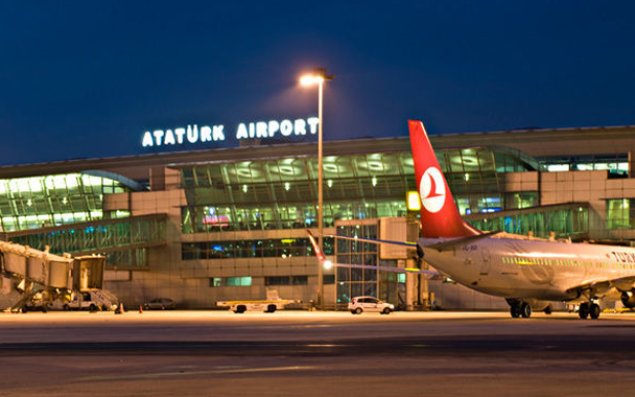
[1,310,634,396]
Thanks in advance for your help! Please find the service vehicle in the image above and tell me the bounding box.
[62,290,118,311]
[348,296,395,315]
[19,292,50,313]
[217,290,298,313]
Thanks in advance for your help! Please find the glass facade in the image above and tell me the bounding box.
[182,237,334,260]
[438,146,537,215]
[8,214,167,269]
[265,276,308,286]
[209,277,252,287]
[606,199,634,229]
[0,172,137,232]
[467,203,589,240]
[538,154,628,177]
[334,222,399,306]
[179,147,538,233]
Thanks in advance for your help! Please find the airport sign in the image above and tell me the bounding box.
[141,117,319,148]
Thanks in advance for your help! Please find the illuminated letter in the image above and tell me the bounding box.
[187,125,199,143]
[236,123,248,139]
[213,125,225,141]
[164,129,176,145]
[153,130,165,146]
[268,120,280,137]
[200,126,212,142]
[280,120,293,136]
[142,131,154,147]
[307,117,319,134]
[294,119,307,135]
[256,121,268,138]
[174,127,186,144]
[248,122,256,138]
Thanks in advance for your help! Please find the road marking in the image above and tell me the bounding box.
[79,365,315,382]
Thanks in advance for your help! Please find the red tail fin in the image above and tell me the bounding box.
[306,230,326,262]
[408,120,479,238]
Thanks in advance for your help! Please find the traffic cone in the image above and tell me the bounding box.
[139,305,143,314]
[115,302,125,315]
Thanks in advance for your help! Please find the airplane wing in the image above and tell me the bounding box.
[332,262,442,279]
[566,276,635,299]
[325,230,501,252]
[425,231,502,252]
[306,230,440,279]
[323,234,417,247]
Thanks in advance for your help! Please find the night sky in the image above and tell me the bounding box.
[1,1,634,165]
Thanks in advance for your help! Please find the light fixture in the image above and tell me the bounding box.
[407,191,421,211]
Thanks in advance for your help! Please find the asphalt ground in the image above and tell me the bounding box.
[1,310,635,397]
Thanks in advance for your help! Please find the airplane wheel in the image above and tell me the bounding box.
[579,303,590,319]
[520,302,532,318]
[510,305,520,318]
[589,303,601,320]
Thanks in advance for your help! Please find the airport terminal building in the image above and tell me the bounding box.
[2,124,635,309]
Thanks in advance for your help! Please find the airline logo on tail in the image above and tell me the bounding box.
[409,119,479,238]
[420,167,446,213]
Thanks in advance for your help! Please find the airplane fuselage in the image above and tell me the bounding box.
[420,236,635,303]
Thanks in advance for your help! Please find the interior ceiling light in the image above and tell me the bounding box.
[234,168,253,178]
[364,161,384,172]
[461,156,478,166]
[323,164,339,173]
[278,165,297,175]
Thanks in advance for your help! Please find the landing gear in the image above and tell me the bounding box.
[508,301,532,318]
[519,302,532,318]
[578,302,601,320]
[510,305,520,318]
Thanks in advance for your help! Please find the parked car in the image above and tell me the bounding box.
[143,298,176,310]
[348,296,394,315]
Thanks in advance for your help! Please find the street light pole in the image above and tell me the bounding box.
[299,68,333,310]
[317,77,324,310]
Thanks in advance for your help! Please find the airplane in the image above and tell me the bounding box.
[309,120,635,319]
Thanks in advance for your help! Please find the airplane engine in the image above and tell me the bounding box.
[621,291,635,308]
[529,300,552,312]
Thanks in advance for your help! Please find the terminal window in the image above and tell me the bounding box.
[209,277,252,287]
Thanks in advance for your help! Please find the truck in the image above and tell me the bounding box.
[61,289,118,311]
[216,290,299,314]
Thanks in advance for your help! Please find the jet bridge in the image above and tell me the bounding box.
[0,240,108,312]
[0,241,73,289]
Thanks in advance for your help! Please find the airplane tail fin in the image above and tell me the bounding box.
[408,120,480,238]
[307,230,327,263]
